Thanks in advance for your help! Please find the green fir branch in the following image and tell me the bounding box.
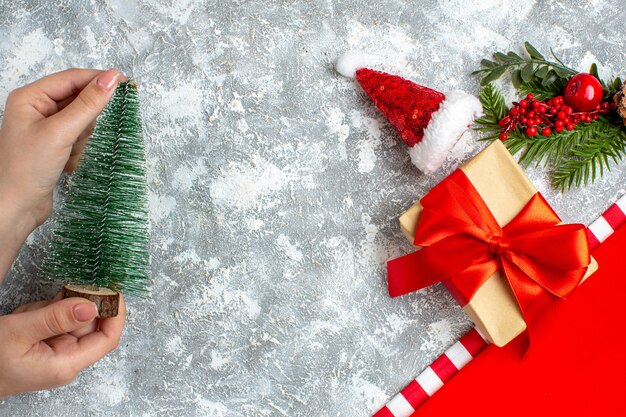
[474,83,527,146]
[552,117,626,191]
[475,81,626,192]
[476,83,509,125]
[44,81,150,296]
[474,83,510,140]
[516,123,586,168]
[496,130,526,156]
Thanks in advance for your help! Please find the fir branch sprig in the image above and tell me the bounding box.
[475,83,626,192]
[472,42,577,100]
[45,81,150,296]
[552,118,626,190]
[475,83,508,127]
[474,84,525,144]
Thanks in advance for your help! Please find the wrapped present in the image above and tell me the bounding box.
[387,140,598,347]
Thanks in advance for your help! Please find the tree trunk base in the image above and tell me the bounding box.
[61,284,119,318]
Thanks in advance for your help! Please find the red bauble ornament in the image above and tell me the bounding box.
[564,73,604,112]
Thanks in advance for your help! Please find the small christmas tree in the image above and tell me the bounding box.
[44,81,150,315]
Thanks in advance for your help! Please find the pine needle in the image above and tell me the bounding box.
[44,81,150,296]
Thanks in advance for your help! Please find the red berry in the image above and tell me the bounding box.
[535,117,543,125]
[595,104,601,111]
[564,106,573,115]
[527,111,535,119]
[527,93,535,100]
[532,100,541,109]
[538,105,547,113]
[499,132,509,141]
[593,114,599,120]
[564,73,604,112]
[520,100,530,108]
[566,123,575,131]
[547,99,554,106]
[555,120,565,129]
[601,102,609,110]
[553,96,564,107]
[510,107,520,116]
[526,126,538,136]
[521,117,528,124]
[555,125,564,133]
[557,111,567,120]
[541,127,552,136]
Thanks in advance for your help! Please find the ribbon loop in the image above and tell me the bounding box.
[387,170,590,343]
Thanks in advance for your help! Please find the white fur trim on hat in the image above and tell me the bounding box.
[335,50,379,78]
[408,90,483,174]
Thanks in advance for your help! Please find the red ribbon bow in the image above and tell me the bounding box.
[387,170,590,341]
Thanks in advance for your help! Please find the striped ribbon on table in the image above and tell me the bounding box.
[374,192,626,417]
[586,193,626,251]
[373,328,488,417]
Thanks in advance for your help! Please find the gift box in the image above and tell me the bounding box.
[392,140,597,347]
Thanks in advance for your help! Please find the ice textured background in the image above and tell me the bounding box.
[0,0,625,415]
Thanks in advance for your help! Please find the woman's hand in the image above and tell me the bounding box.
[0,294,126,397]
[0,68,122,280]
[0,68,121,228]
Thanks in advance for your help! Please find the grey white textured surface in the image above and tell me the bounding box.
[0,0,625,415]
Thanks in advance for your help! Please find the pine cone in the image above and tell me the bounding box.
[614,81,626,125]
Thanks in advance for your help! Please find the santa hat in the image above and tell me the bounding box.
[336,51,482,173]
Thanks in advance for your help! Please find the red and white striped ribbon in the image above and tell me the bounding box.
[373,328,488,417]
[374,192,626,417]
[586,193,626,251]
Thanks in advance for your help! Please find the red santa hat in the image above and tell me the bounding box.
[336,51,482,173]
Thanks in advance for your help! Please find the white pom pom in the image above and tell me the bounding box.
[335,50,378,78]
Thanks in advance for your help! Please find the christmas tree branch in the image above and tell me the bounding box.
[552,118,626,191]
[474,82,626,191]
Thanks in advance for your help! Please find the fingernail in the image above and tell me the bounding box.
[73,303,98,322]
[96,68,119,91]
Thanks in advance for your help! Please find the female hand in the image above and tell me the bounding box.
[0,294,126,397]
[0,68,123,279]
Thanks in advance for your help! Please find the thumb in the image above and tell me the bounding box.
[48,68,121,142]
[15,298,98,343]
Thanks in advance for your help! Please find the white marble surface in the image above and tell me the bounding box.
[0,0,625,415]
